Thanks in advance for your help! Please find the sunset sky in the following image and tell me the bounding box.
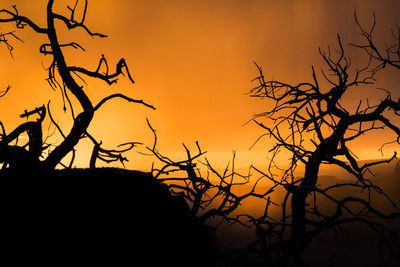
[0,0,399,171]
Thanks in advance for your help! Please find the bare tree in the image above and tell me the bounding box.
[145,118,293,266]
[248,14,400,266]
[146,119,274,225]
[0,0,154,171]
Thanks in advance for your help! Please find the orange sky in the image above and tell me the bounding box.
[1,0,399,170]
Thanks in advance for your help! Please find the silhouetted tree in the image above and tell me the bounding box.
[147,118,273,225]
[0,0,154,171]
[146,119,290,265]
[247,13,400,266]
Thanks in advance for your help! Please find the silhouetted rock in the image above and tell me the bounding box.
[0,168,217,266]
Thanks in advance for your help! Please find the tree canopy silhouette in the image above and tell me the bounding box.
[0,0,155,172]
[247,12,400,265]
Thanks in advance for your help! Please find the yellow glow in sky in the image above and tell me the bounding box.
[1,0,399,170]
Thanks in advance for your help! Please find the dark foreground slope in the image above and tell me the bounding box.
[0,168,217,266]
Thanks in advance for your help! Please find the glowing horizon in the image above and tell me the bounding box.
[1,0,399,171]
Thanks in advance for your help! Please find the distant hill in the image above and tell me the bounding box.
[317,175,338,186]
[317,158,399,181]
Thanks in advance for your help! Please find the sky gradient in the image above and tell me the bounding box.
[1,0,399,170]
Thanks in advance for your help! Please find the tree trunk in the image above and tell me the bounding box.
[43,0,94,169]
[289,152,321,262]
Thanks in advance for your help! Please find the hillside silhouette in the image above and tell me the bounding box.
[1,168,217,266]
